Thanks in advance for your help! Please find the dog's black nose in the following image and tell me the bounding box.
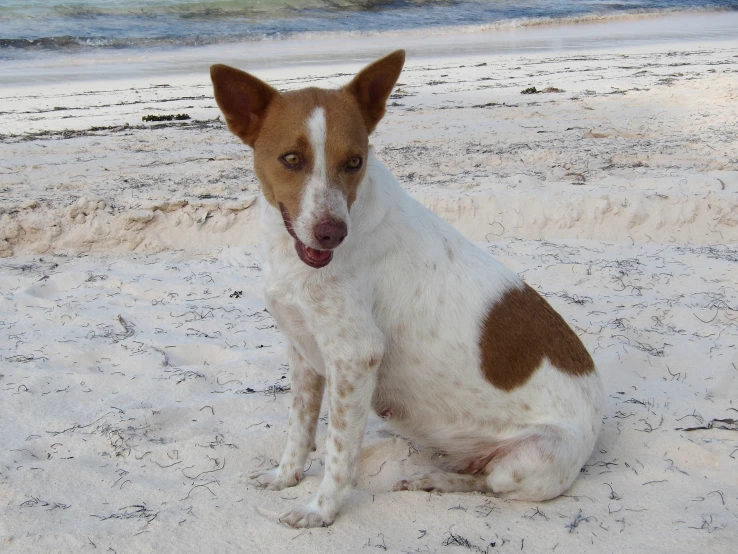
[314,219,347,249]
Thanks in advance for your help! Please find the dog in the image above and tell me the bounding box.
[210,50,603,528]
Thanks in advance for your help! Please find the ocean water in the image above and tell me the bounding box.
[1,0,737,57]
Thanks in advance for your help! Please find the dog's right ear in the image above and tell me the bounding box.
[210,64,279,147]
[344,50,405,134]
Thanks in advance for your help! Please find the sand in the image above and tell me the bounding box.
[1,25,737,553]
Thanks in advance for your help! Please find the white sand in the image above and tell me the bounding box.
[1,25,737,553]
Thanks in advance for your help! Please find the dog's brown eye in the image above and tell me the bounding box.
[281,153,302,168]
[346,157,362,171]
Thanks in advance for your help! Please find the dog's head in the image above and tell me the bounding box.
[210,50,405,268]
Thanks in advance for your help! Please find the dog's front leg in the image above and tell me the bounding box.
[250,345,324,490]
[279,307,384,528]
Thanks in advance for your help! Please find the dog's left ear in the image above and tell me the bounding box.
[210,64,279,147]
[344,50,405,134]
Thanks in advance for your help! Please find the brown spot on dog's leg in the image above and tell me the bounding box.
[332,415,347,431]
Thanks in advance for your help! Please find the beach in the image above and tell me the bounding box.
[1,9,738,554]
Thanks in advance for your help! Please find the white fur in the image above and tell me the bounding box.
[254,142,603,527]
[292,107,351,249]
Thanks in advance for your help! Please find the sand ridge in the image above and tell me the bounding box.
[1,44,737,257]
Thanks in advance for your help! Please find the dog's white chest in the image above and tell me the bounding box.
[264,274,327,376]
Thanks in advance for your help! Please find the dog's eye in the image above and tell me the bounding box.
[281,153,302,168]
[346,157,362,171]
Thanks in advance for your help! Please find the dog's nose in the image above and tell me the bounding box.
[314,219,347,249]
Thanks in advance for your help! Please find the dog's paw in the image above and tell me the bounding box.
[278,505,334,528]
[249,466,303,491]
[393,472,483,493]
[393,473,441,493]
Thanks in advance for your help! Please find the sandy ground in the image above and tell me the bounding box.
[1,33,737,553]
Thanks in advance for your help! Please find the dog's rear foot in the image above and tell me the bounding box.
[393,472,486,493]
[249,466,303,491]
[279,504,335,528]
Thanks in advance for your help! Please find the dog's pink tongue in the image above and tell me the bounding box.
[305,247,331,262]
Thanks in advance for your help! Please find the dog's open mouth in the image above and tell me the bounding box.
[280,204,333,269]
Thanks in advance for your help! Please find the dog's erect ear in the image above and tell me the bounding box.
[210,64,279,147]
[344,50,405,134]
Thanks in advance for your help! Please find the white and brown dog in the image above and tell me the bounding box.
[210,50,603,528]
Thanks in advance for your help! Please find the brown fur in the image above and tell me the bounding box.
[344,50,406,134]
[332,414,347,431]
[253,88,370,220]
[210,64,278,147]
[479,284,594,391]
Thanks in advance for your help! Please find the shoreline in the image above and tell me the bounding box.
[2,11,738,86]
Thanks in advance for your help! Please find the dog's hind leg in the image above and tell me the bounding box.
[393,472,486,493]
[250,345,325,490]
[393,426,587,500]
[481,426,585,501]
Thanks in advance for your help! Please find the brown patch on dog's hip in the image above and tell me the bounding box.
[479,284,595,391]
